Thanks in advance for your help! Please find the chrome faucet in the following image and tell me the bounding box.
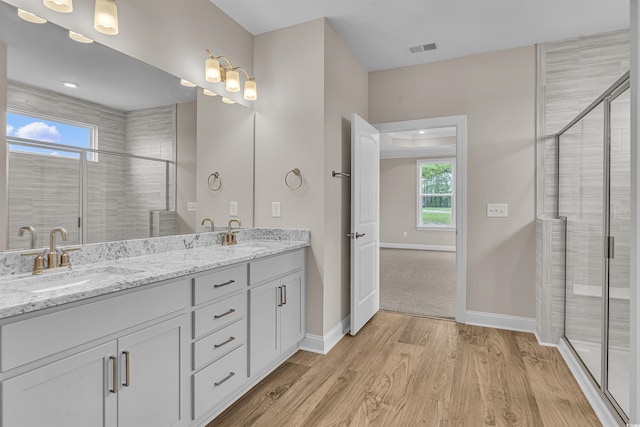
[47,227,68,270]
[201,217,214,232]
[223,219,241,246]
[18,225,37,249]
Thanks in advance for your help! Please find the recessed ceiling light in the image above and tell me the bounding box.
[69,30,94,44]
[180,79,196,87]
[203,89,218,97]
[18,8,47,24]
[62,81,78,88]
[221,97,235,104]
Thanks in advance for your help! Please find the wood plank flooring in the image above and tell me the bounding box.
[208,311,601,427]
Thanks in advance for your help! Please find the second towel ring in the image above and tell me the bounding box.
[207,172,222,191]
[285,168,303,190]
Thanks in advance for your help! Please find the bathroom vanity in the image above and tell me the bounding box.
[0,229,308,427]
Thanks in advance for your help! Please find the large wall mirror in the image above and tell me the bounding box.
[0,0,254,251]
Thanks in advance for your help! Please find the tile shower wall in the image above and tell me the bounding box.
[7,81,176,250]
[536,29,630,345]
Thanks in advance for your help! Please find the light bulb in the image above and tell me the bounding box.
[225,70,240,92]
[44,0,73,13]
[244,80,257,101]
[69,31,94,44]
[94,0,119,35]
[18,9,47,24]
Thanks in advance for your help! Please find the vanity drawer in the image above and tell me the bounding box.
[249,249,304,285]
[193,318,246,370]
[193,292,246,339]
[1,280,187,372]
[193,264,247,306]
[193,344,247,420]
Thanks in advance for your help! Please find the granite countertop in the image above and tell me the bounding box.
[0,239,308,320]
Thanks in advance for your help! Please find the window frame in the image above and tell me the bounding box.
[416,158,456,230]
[6,109,98,162]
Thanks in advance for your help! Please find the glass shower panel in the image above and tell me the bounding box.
[559,103,605,385]
[86,152,174,243]
[607,87,630,416]
[7,146,81,250]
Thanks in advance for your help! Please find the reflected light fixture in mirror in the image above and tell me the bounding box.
[221,97,235,104]
[205,49,257,100]
[94,0,119,35]
[43,0,73,13]
[69,30,94,44]
[180,79,196,87]
[17,8,47,24]
[203,89,218,97]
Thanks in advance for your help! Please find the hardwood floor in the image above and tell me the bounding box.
[208,311,601,427]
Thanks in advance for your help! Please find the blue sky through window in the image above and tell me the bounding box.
[6,112,92,159]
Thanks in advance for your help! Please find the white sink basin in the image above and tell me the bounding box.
[15,267,143,293]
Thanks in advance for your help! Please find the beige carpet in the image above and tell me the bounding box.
[380,248,456,319]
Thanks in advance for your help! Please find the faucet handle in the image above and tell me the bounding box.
[21,250,46,275]
[59,246,81,268]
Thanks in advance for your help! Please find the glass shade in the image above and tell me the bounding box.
[180,79,196,87]
[225,70,240,92]
[44,0,73,13]
[221,97,235,104]
[94,0,118,35]
[205,58,221,82]
[18,9,47,24]
[69,31,94,44]
[203,89,218,97]
[244,80,257,101]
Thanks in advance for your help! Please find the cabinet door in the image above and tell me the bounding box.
[249,280,280,376]
[280,272,305,352]
[117,316,188,427]
[1,341,118,427]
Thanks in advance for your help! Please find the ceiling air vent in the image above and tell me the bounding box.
[408,43,437,54]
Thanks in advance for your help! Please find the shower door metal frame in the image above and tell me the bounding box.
[557,71,630,424]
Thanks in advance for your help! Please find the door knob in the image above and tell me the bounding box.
[347,232,366,239]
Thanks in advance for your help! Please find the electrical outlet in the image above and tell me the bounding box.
[487,203,508,218]
[403,231,408,237]
[187,202,197,212]
[272,202,281,218]
[230,201,238,216]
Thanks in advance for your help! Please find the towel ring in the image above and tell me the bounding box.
[207,172,222,191]
[285,168,303,190]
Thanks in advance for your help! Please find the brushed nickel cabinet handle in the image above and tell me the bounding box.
[109,355,118,394]
[214,308,236,319]
[278,286,283,307]
[282,285,287,305]
[123,351,131,387]
[213,279,235,289]
[214,336,236,348]
[214,371,235,387]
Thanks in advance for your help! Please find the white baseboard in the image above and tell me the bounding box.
[557,339,621,427]
[300,315,350,355]
[533,330,558,347]
[380,243,456,252]
[464,310,536,333]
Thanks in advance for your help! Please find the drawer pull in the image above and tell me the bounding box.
[213,279,235,289]
[214,371,235,386]
[214,308,236,319]
[214,336,236,348]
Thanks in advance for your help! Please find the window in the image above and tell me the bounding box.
[417,159,455,229]
[6,111,96,161]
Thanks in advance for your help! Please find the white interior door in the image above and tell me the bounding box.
[350,113,380,335]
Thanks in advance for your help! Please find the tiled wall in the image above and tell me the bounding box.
[7,81,176,250]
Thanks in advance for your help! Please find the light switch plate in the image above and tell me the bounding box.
[487,203,508,218]
[230,201,238,216]
[272,202,281,218]
[187,202,197,212]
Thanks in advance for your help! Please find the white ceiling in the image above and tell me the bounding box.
[210,0,630,71]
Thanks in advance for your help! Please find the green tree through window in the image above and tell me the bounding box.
[418,160,455,227]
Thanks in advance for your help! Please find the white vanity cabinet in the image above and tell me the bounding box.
[0,280,190,427]
[249,251,305,377]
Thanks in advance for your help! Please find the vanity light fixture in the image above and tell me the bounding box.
[94,0,119,35]
[69,30,94,44]
[205,49,257,101]
[180,79,196,88]
[43,0,73,13]
[62,81,79,88]
[17,8,47,24]
[221,97,235,105]
[203,89,218,97]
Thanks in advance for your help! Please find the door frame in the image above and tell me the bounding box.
[375,115,467,323]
